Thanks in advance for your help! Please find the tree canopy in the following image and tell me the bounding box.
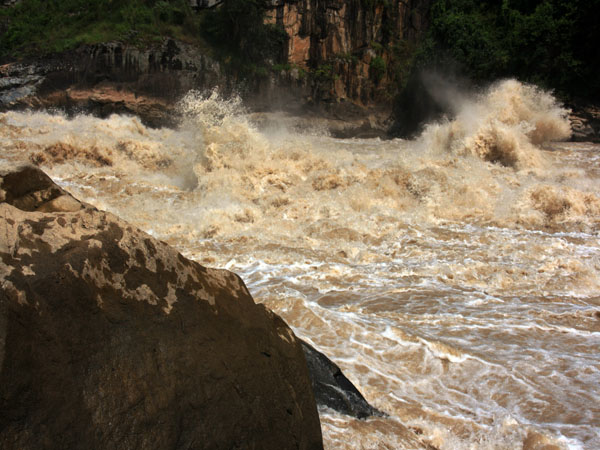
[420,0,600,99]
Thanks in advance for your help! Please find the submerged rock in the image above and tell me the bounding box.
[0,164,323,449]
[300,340,384,419]
[568,103,600,142]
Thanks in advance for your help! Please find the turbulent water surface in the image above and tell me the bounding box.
[1,80,599,449]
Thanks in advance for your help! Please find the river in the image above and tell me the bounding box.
[1,79,599,449]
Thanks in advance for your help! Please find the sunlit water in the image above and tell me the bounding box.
[1,80,599,449]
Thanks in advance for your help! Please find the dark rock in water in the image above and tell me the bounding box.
[0,163,323,450]
[300,340,384,419]
[390,70,472,139]
[568,103,600,143]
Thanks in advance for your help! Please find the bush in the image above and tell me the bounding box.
[0,0,199,61]
[201,0,288,78]
[417,0,600,99]
[370,56,387,83]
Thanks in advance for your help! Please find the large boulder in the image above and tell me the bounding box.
[0,164,323,449]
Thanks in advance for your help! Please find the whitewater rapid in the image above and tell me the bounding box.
[1,80,599,449]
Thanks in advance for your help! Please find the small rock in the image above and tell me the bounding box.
[300,339,385,419]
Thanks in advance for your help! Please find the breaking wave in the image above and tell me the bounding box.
[420,79,572,169]
[1,79,599,449]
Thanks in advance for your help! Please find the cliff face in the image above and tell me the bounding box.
[0,39,223,127]
[267,0,431,107]
[1,1,432,128]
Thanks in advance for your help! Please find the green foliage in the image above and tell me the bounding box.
[0,0,288,81]
[370,41,384,53]
[272,63,292,73]
[389,40,416,90]
[0,0,201,61]
[201,0,288,78]
[360,0,389,10]
[369,56,386,83]
[296,65,307,80]
[312,64,337,82]
[419,0,600,99]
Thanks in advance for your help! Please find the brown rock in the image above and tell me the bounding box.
[267,0,431,107]
[0,164,323,449]
[568,103,600,142]
[0,39,223,128]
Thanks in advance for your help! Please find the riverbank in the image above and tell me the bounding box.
[0,39,393,138]
[2,40,599,143]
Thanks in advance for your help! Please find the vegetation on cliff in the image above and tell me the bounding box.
[419,0,600,100]
[0,0,203,61]
[1,0,598,107]
[0,0,286,79]
[201,0,287,78]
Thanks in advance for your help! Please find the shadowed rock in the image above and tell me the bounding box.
[0,163,323,450]
[300,340,384,419]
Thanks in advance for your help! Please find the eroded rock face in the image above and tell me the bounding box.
[0,39,222,128]
[0,164,323,450]
[1,3,432,125]
[267,0,431,106]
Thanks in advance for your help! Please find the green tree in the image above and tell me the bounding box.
[202,0,287,74]
[418,0,600,99]
[0,0,197,61]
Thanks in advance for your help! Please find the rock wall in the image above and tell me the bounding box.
[267,0,431,107]
[567,101,600,142]
[0,1,432,129]
[0,164,323,449]
[0,39,224,127]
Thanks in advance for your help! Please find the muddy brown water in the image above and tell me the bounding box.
[1,81,598,449]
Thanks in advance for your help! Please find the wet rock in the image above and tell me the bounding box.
[248,110,391,139]
[328,114,391,139]
[0,163,323,450]
[0,72,44,106]
[300,340,384,419]
[0,39,223,128]
[41,86,178,129]
[568,105,600,142]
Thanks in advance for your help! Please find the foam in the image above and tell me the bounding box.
[1,80,599,449]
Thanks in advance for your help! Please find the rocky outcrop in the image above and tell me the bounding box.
[0,1,433,132]
[267,0,431,108]
[0,164,323,449]
[568,102,600,142]
[0,39,223,127]
[300,340,384,419]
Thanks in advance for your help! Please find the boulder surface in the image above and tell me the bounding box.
[0,164,323,450]
[300,340,384,419]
